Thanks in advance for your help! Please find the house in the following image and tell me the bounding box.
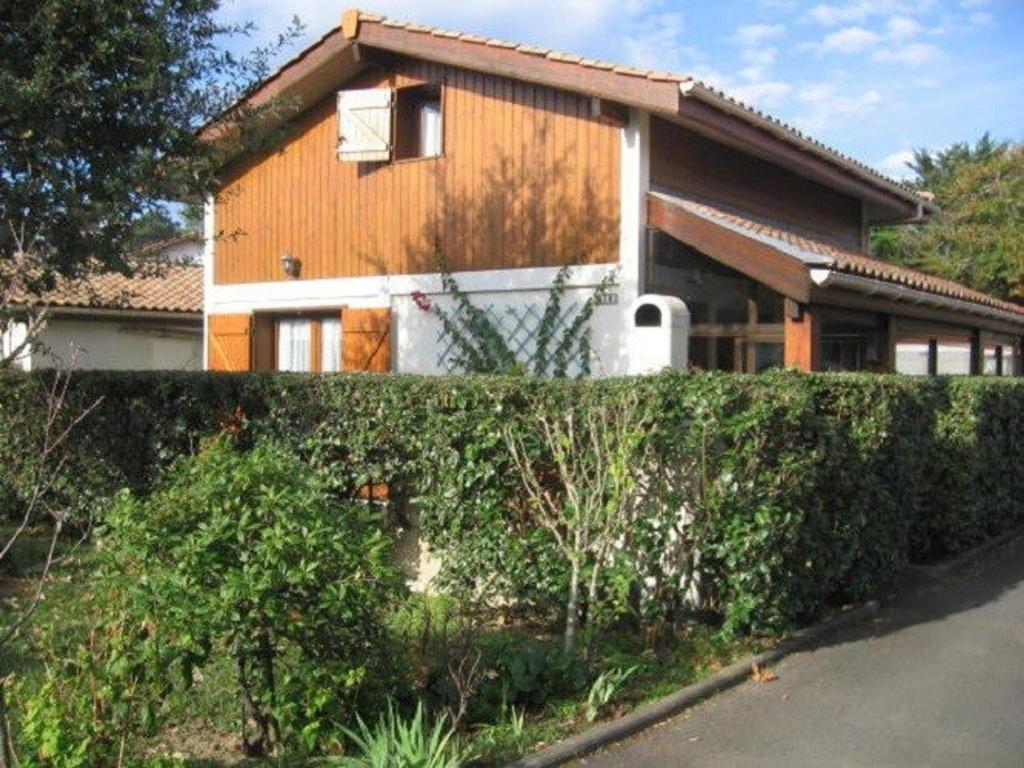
[201,8,1024,376]
[4,236,204,371]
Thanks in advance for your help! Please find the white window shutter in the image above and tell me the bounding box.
[337,88,393,162]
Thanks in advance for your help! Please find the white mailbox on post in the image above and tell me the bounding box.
[628,294,690,374]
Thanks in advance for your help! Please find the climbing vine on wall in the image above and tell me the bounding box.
[412,265,618,378]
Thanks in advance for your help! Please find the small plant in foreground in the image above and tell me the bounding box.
[331,701,473,768]
[585,666,638,722]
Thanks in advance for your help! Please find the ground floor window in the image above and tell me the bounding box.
[273,314,342,373]
[650,231,785,372]
[984,336,1019,377]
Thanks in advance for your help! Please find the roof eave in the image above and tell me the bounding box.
[810,269,1024,332]
[677,81,933,217]
[204,8,935,220]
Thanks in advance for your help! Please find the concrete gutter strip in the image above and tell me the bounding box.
[505,600,880,768]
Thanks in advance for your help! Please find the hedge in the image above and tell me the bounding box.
[2,370,1023,634]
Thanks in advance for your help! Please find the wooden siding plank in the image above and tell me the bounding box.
[214,58,620,284]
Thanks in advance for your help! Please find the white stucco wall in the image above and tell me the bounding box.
[205,263,641,376]
[393,284,629,376]
[161,238,203,264]
[29,317,202,371]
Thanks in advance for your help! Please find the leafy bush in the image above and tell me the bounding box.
[15,560,180,767]
[2,370,1024,639]
[96,435,404,757]
[477,636,589,711]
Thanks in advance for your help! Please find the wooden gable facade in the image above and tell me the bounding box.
[213,58,621,286]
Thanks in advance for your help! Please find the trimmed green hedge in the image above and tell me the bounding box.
[2,370,1022,634]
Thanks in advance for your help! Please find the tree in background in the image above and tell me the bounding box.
[871,134,1024,303]
[1,0,300,365]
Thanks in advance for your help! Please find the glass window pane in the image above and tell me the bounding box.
[896,343,929,375]
[321,317,342,373]
[937,342,970,375]
[276,318,311,372]
[984,346,999,376]
[754,343,783,372]
[419,101,442,157]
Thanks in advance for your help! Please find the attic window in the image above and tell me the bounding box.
[394,85,442,161]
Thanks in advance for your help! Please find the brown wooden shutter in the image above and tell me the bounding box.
[342,307,392,372]
[208,313,253,371]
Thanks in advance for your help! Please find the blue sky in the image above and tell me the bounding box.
[216,0,1023,181]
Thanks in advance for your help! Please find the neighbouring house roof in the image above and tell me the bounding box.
[648,190,1024,328]
[130,233,203,261]
[207,8,935,218]
[15,262,203,316]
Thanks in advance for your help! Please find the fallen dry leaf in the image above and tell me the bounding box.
[751,662,778,684]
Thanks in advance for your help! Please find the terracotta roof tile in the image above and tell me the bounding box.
[345,9,928,208]
[667,194,1024,317]
[17,262,203,315]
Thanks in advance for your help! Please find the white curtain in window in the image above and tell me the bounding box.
[419,101,442,157]
[321,317,342,372]
[277,318,311,372]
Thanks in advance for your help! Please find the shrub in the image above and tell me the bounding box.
[99,435,405,757]
[2,369,1024,639]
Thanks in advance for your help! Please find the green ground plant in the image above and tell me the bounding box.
[330,701,472,768]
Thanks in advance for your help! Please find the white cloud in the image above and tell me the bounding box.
[795,81,883,130]
[620,10,696,73]
[821,26,881,53]
[217,0,628,54]
[731,80,794,108]
[733,23,786,45]
[886,15,921,39]
[804,1,939,27]
[969,11,993,25]
[736,46,778,81]
[806,1,881,26]
[874,42,941,66]
[878,149,917,180]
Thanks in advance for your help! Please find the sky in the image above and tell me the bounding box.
[215,0,1024,182]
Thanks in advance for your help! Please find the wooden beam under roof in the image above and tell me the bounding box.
[647,192,813,303]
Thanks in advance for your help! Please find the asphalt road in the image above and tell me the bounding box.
[574,536,1024,768]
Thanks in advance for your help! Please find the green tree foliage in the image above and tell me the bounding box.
[0,0,298,296]
[871,135,1024,302]
[124,209,191,251]
[18,435,405,762]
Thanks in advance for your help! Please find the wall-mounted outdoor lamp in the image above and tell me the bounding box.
[281,251,301,278]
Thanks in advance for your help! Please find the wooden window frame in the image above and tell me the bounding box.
[260,310,343,373]
[392,82,445,164]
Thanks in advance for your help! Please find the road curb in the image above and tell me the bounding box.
[908,523,1024,581]
[505,599,880,768]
